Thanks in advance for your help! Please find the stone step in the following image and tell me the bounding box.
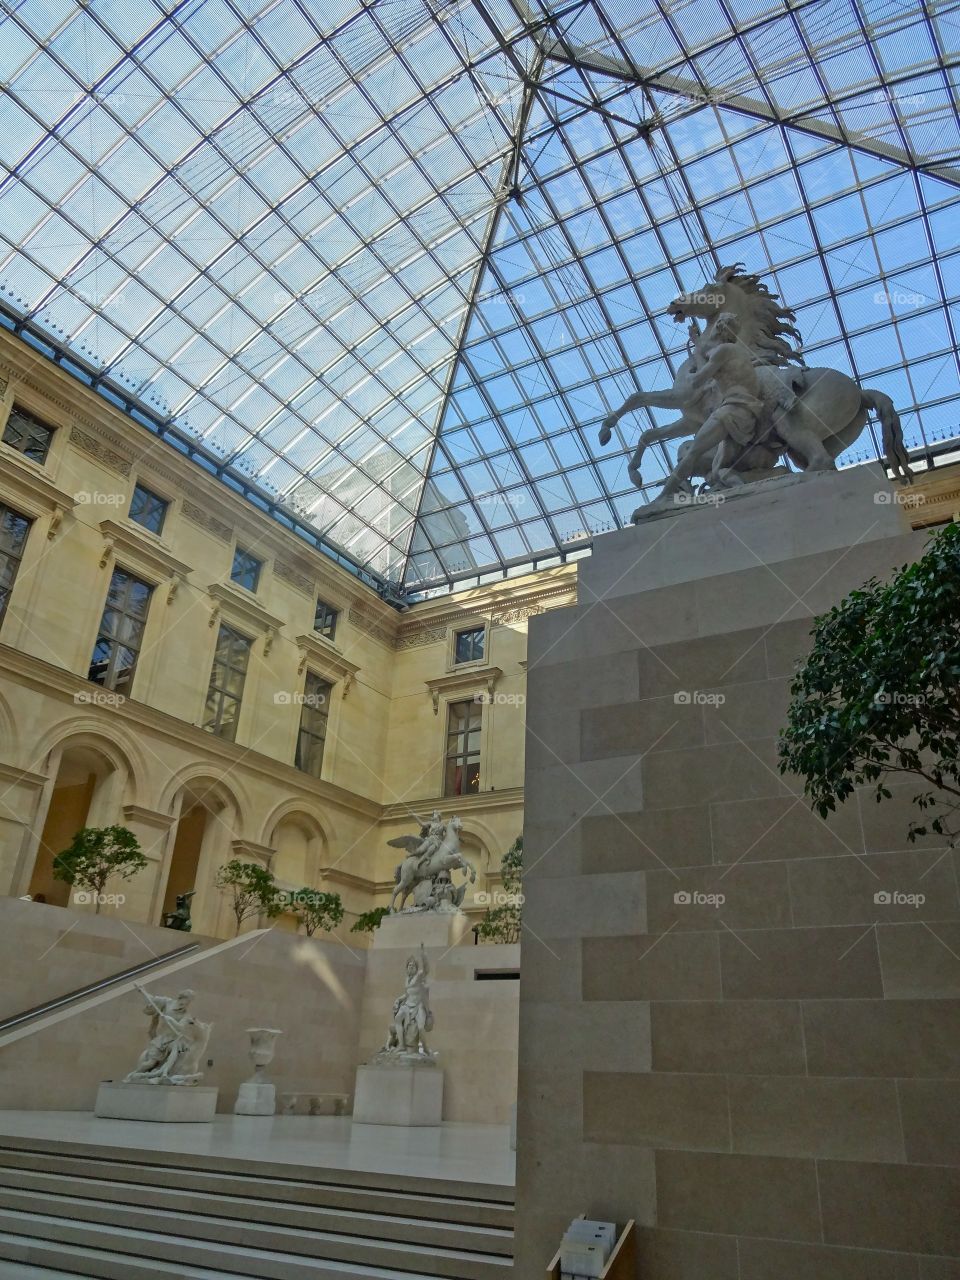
[0,1223,449,1279]
[0,1138,513,1223]
[0,1165,514,1256]
[0,1191,512,1280]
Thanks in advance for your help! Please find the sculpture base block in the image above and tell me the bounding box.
[95,1082,218,1123]
[373,910,469,950]
[352,1062,443,1126]
[234,1081,275,1116]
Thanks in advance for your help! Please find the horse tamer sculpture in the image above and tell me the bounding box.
[599,264,912,519]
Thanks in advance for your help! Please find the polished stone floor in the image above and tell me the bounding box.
[0,1110,515,1187]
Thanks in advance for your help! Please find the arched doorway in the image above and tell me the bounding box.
[270,813,325,935]
[161,778,241,938]
[28,744,126,906]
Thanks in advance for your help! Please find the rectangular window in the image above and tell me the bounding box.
[231,547,262,592]
[454,626,485,665]
[2,406,55,465]
[203,623,251,741]
[314,598,338,641]
[88,567,153,694]
[0,502,31,627]
[295,672,332,778]
[129,483,168,535]
[445,698,482,796]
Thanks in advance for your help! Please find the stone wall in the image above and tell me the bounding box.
[0,897,519,1125]
[515,466,960,1277]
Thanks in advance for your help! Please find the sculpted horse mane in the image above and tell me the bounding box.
[707,264,805,368]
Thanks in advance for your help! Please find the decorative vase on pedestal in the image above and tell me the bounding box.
[234,1027,283,1116]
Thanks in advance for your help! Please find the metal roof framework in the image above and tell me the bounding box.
[0,0,957,595]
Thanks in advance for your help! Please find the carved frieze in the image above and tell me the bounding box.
[182,500,232,542]
[69,425,132,478]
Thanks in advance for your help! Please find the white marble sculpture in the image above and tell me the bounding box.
[124,984,213,1086]
[388,813,476,913]
[235,1027,283,1115]
[599,263,913,519]
[372,944,436,1064]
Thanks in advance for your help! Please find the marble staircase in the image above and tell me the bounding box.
[0,1136,514,1279]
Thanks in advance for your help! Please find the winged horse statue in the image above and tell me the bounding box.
[388,813,477,913]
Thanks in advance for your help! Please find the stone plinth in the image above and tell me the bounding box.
[95,1082,218,1122]
[353,1061,443,1126]
[515,465,960,1277]
[373,910,469,950]
[234,1081,276,1115]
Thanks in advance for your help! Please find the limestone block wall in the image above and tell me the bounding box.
[516,467,960,1278]
[357,916,520,1125]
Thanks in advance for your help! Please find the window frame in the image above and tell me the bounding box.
[128,482,169,536]
[295,671,333,779]
[203,622,253,742]
[230,546,262,593]
[313,597,339,642]
[88,565,154,694]
[1,405,55,466]
[444,697,483,797]
[0,501,32,629]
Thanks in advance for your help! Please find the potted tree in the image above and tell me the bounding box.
[215,859,282,935]
[53,825,148,914]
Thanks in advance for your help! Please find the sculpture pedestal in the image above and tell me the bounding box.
[353,1062,443,1126]
[373,910,469,950]
[95,1082,217,1122]
[234,1081,276,1116]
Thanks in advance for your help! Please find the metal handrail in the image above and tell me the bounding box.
[0,939,201,1033]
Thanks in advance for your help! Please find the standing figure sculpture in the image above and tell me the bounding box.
[598,263,912,519]
[388,814,476,913]
[377,945,435,1061]
[124,984,213,1086]
[162,890,195,932]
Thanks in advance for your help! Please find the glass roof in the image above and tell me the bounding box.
[0,0,957,595]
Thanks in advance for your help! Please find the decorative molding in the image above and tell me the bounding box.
[182,499,233,542]
[0,760,47,791]
[97,519,192,590]
[295,633,360,695]
[348,605,395,648]
[0,447,76,538]
[207,581,285,641]
[68,425,132,478]
[122,804,176,830]
[394,623,447,650]
[425,666,503,715]
[230,839,276,867]
[492,604,544,624]
[274,559,315,596]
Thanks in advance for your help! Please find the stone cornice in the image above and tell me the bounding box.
[424,665,502,714]
[122,804,176,830]
[381,787,524,819]
[295,633,360,693]
[98,519,192,595]
[207,582,284,649]
[0,644,384,822]
[0,446,76,538]
[0,760,46,790]
[400,568,577,635]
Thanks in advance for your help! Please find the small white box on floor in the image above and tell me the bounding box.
[95,1082,217,1122]
[234,1081,276,1115]
[352,1062,443,1126]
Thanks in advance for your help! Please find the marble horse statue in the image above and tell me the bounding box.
[388,814,476,913]
[598,263,912,519]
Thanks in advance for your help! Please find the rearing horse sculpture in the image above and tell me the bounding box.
[599,264,912,518]
[388,816,476,913]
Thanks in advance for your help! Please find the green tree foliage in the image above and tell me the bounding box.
[476,834,523,944]
[215,859,282,935]
[289,887,344,936]
[779,521,960,846]
[53,825,148,913]
[350,906,390,934]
